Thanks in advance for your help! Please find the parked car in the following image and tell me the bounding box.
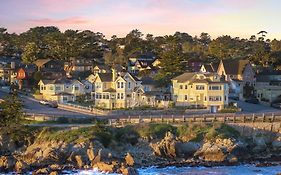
[271,103,281,109]
[229,96,239,101]
[48,101,58,108]
[39,100,49,105]
[245,98,259,104]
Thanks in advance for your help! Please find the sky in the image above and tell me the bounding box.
[1,0,281,39]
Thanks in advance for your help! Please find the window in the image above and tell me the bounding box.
[117,93,120,99]
[85,85,89,89]
[209,96,221,101]
[121,82,124,88]
[55,86,61,91]
[205,96,207,101]
[50,86,54,90]
[74,86,79,90]
[180,85,183,89]
[128,82,131,89]
[96,93,100,99]
[121,93,124,99]
[117,82,120,88]
[63,97,68,101]
[209,85,221,90]
[185,85,188,89]
[185,95,188,101]
[41,86,44,90]
[196,85,204,90]
[96,83,101,89]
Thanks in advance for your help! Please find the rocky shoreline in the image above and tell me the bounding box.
[0,124,280,174]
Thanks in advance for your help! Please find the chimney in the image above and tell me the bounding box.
[11,61,15,69]
[112,68,117,82]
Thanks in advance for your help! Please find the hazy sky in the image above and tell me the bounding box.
[1,0,280,39]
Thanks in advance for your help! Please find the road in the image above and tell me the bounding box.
[1,89,281,119]
[0,91,95,118]
[233,100,280,113]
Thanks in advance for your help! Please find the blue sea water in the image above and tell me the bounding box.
[66,165,281,175]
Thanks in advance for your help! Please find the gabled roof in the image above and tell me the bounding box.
[127,73,140,81]
[98,73,113,82]
[94,64,111,70]
[40,78,80,85]
[189,79,211,84]
[221,59,249,75]
[34,59,51,67]
[172,72,196,83]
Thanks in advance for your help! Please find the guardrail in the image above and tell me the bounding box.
[58,103,110,116]
[108,112,281,126]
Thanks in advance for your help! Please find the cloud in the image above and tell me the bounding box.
[28,17,89,25]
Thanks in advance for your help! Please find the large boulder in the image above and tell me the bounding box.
[194,138,246,162]
[93,162,117,173]
[14,160,29,173]
[175,142,201,158]
[120,166,139,175]
[150,132,178,158]
[0,156,16,171]
[125,153,135,166]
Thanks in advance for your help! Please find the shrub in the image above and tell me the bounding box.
[37,125,113,147]
[115,125,140,145]
[205,123,240,141]
[136,123,177,139]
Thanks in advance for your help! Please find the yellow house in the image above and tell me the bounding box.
[88,69,144,109]
[38,79,89,103]
[172,72,229,112]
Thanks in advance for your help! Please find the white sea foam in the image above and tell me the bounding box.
[2,165,281,175]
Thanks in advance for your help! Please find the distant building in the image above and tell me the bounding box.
[255,70,281,103]
[217,59,255,83]
[200,62,219,73]
[38,78,90,103]
[127,52,161,75]
[34,59,66,79]
[172,72,229,112]
[64,58,93,75]
[186,59,203,72]
[16,64,37,89]
[93,65,111,75]
[0,57,21,85]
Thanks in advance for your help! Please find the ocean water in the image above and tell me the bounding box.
[66,165,281,175]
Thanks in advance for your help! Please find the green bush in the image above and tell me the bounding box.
[37,125,113,147]
[115,125,140,145]
[205,123,240,141]
[219,107,239,113]
[136,123,177,139]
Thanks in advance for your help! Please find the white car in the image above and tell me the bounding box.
[39,100,49,105]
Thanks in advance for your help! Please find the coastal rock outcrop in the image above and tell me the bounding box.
[150,132,178,158]
[194,138,247,162]
[150,132,201,159]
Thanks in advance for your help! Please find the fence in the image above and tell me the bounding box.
[108,112,281,126]
[24,113,60,121]
[58,103,110,116]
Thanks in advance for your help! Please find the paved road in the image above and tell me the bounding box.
[0,91,95,118]
[233,100,280,113]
